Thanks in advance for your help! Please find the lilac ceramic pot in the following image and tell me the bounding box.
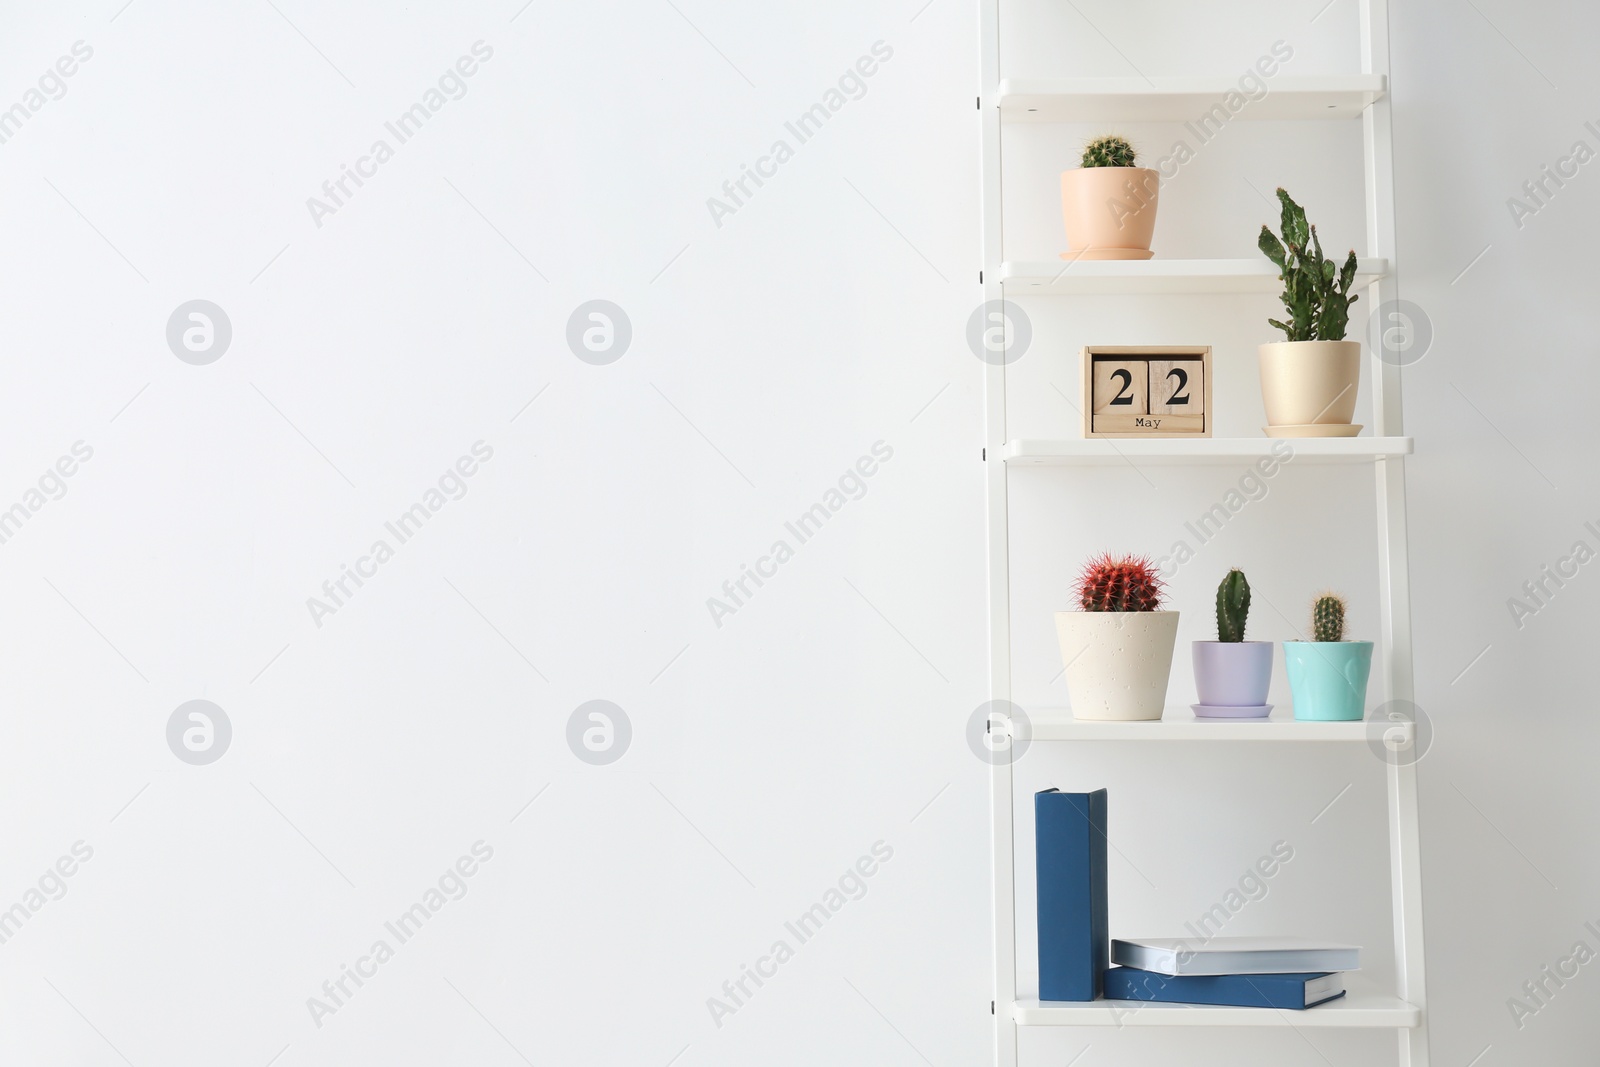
[1192,641,1274,707]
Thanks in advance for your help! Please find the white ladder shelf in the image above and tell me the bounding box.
[977,3,1428,1065]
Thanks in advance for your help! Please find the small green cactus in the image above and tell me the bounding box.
[1081,135,1137,169]
[1216,569,1251,643]
[1311,593,1346,643]
[1257,188,1359,342]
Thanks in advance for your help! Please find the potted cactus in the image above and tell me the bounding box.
[1060,135,1159,261]
[1191,569,1274,718]
[1055,554,1178,721]
[1257,188,1363,437]
[1283,593,1374,721]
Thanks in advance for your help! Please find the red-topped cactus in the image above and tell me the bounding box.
[1074,553,1166,613]
[1059,552,1178,720]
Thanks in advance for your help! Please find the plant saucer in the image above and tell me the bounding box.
[1059,248,1155,261]
[1192,703,1273,719]
[1263,424,1362,438]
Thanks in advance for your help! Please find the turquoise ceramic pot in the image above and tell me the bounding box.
[1283,641,1373,721]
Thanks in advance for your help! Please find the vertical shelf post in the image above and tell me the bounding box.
[979,0,1018,1064]
[1361,0,1431,1064]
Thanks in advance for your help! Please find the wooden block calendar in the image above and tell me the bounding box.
[1082,346,1212,438]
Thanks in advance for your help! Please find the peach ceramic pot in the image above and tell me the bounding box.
[1059,167,1159,259]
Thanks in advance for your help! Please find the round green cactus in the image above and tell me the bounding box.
[1081,135,1137,169]
[1311,593,1346,643]
[1216,569,1251,642]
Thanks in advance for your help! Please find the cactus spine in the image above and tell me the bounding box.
[1216,569,1251,642]
[1081,135,1137,169]
[1311,593,1346,642]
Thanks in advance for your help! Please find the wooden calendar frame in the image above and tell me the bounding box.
[1081,345,1213,439]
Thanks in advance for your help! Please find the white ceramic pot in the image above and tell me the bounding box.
[1258,340,1361,431]
[1055,611,1179,721]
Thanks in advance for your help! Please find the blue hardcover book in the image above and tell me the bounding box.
[1103,967,1347,1009]
[1035,788,1108,1001]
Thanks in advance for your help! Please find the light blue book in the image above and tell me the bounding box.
[1111,937,1359,977]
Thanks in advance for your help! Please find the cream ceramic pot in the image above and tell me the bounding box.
[1258,340,1362,429]
[1055,610,1179,721]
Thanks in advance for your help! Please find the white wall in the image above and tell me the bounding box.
[1391,1,1600,1064]
[0,1,1590,1065]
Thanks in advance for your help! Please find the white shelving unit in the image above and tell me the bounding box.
[978,3,1428,1065]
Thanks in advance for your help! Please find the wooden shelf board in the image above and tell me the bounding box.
[998,258,1388,295]
[1023,708,1410,742]
[997,76,1387,123]
[1013,984,1419,1028]
[1003,438,1412,467]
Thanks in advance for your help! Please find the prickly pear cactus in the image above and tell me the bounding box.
[1257,187,1359,342]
